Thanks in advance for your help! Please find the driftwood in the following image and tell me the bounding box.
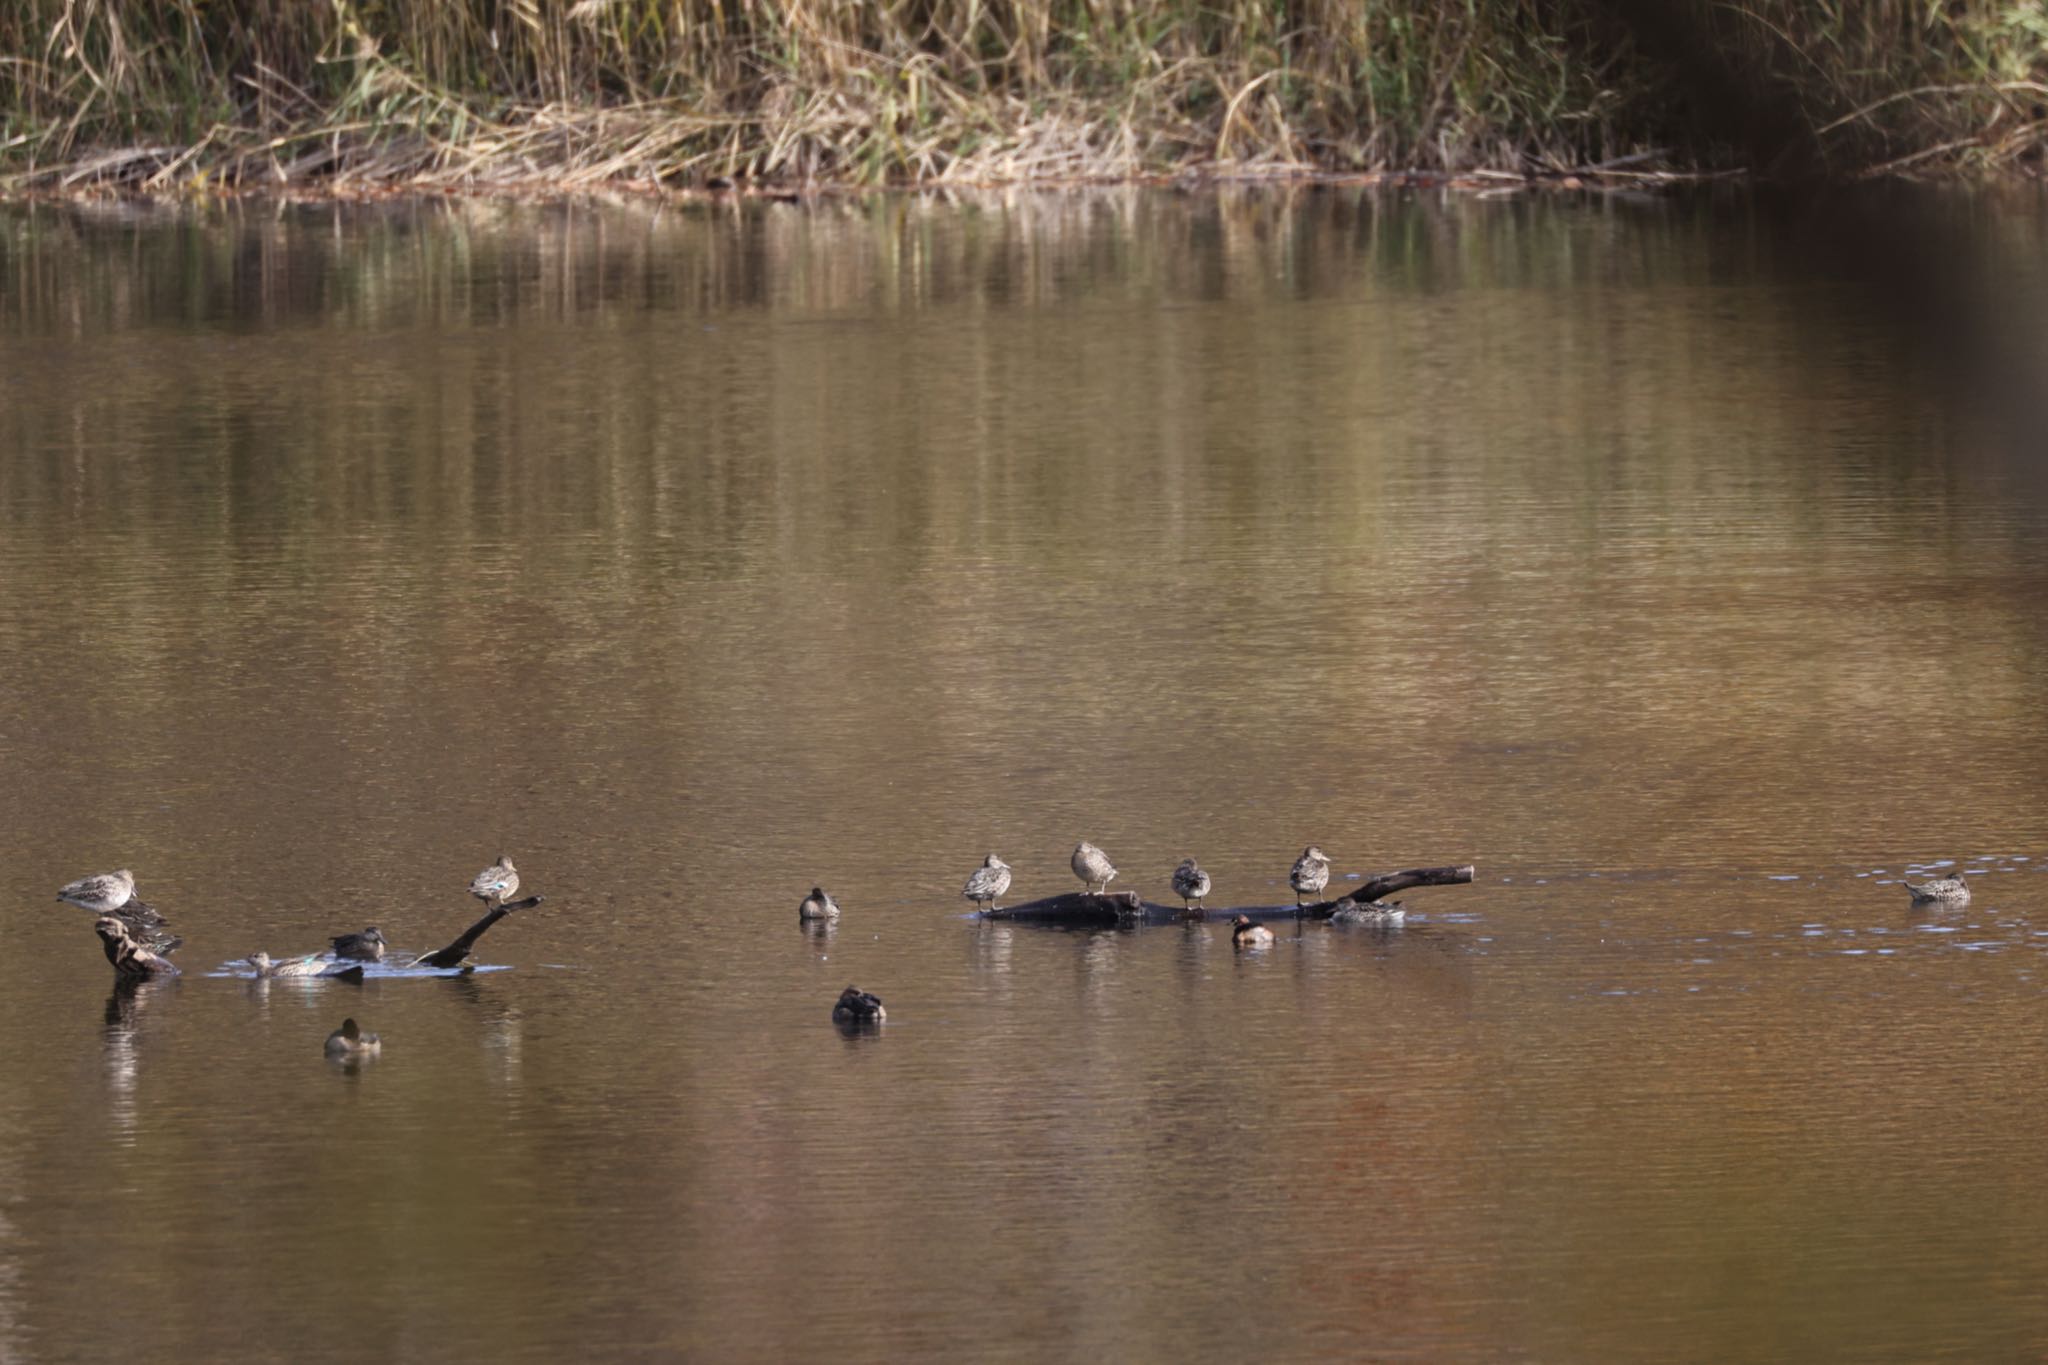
[980,865,1475,926]
[410,894,543,969]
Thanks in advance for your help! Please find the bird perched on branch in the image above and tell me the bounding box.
[1171,858,1211,914]
[1072,841,1117,896]
[61,868,181,957]
[1289,846,1331,906]
[469,854,519,908]
[961,853,1013,912]
[57,868,136,914]
[95,915,181,979]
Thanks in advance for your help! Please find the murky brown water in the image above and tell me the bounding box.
[3,189,2047,1360]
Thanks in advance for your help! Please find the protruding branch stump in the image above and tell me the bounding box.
[411,894,544,968]
[979,864,1475,926]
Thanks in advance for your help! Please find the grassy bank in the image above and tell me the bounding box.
[3,0,2045,193]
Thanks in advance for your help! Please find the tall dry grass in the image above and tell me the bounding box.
[1,0,2043,190]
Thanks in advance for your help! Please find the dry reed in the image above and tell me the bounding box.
[2,0,2043,192]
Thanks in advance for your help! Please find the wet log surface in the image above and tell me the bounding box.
[980,864,1475,926]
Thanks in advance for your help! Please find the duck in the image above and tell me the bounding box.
[1328,898,1406,926]
[961,853,1013,912]
[1072,841,1118,896]
[329,926,387,961]
[1231,915,1274,948]
[57,868,136,914]
[249,951,366,981]
[469,854,519,908]
[832,985,886,1024]
[62,868,180,956]
[798,887,841,921]
[1171,858,1212,913]
[1289,845,1332,906]
[1903,867,1970,905]
[94,915,181,979]
[324,1018,381,1058]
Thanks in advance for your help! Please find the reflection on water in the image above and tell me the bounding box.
[1,189,2047,1359]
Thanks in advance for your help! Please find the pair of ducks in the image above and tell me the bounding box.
[957,844,1337,912]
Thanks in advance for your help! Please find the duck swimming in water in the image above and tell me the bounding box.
[1328,899,1405,926]
[1171,858,1212,914]
[1903,867,1971,905]
[469,855,519,908]
[798,887,841,921]
[1289,846,1332,907]
[330,926,387,961]
[832,985,886,1024]
[1071,842,1117,896]
[1231,915,1274,948]
[249,951,366,981]
[324,1018,381,1058]
[961,854,1013,912]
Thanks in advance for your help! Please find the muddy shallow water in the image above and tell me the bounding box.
[1,189,2046,1360]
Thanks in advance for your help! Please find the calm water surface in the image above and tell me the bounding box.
[2,189,2047,1361]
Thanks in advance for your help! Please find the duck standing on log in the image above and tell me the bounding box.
[60,867,182,968]
[1289,846,1332,907]
[1171,858,1212,914]
[961,853,1013,912]
[469,854,519,909]
[1072,841,1118,896]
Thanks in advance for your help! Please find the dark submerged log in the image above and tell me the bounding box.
[980,865,1475,926]
[410,894,544,969]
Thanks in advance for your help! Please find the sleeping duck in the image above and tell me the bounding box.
[832,985,886,1024]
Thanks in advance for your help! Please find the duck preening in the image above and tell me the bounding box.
[1172,858,1212,913]
[324,1018,381,1058]
[1071,841,1118,896]
[330,926,387,961]
[832,985,886,1024]
[1289,846,1332,906]
[470,854,519,908]
[798,887,841,921]
[1231,915,1274,947]
[248,951,365,981]
[1903,867,1970,905]
[961,853,1013,911]
[95,915,181,979]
